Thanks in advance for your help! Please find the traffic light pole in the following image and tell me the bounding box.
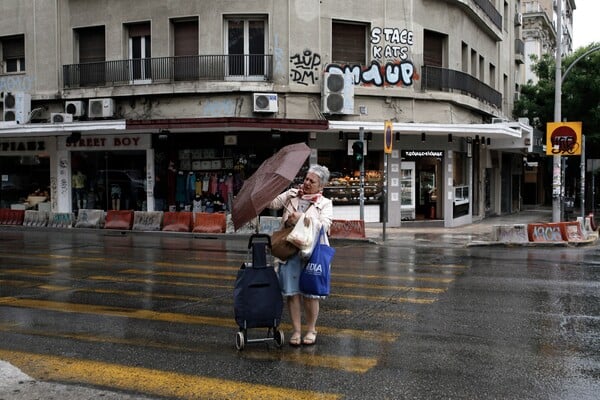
[359,127,365,221]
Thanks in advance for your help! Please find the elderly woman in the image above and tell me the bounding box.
[269,164,333,346]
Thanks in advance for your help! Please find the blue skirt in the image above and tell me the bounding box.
[278,253,326,299]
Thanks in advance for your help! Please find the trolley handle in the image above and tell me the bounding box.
[247,233,272,249]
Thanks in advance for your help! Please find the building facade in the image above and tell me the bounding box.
[0,0,535,228]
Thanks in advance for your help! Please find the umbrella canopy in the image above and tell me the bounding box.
[232,142,311,230]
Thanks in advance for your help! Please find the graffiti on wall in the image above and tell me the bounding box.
[0,75,33,92]
[325,25,417,87]
[370,27,414,61]
[325,61,416,87]
[290,50,322,86]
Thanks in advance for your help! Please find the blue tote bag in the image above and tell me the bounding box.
[299,227,335,296]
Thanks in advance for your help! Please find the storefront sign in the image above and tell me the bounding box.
[402,150,444,160]
[0,140,47,153]
[61,134,150,150]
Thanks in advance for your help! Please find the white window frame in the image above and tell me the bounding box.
[223,17,268,81]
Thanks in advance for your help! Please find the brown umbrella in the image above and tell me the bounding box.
[232,142,311,231]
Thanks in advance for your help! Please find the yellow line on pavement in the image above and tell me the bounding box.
[0,349,341,400]
[0,297,398,343]
[334,281,446,293]
[0,324,377,374]
[333,293,437,304]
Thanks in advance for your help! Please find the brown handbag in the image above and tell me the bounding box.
[270,226,298,260]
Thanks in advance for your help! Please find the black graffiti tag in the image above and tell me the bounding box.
[290,50,321,86]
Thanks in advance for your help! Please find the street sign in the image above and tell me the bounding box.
[546,121,582,156]
[384,120,393,154]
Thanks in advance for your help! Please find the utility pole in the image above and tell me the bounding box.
[552,0,563,222]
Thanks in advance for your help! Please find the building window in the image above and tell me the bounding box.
[332,21,367,65]
[224,17,267,77]
[127,22,151,82]
[423,30,446,67]
[1,35,25,73]
[75,26,105,86]
[172,18,199,81]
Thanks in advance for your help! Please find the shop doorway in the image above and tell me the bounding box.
[71,151,146,211]
[415,157,442,220]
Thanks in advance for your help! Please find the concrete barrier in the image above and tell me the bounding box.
[561,221,586,242]
[162,211,192,232]
[74,209,105,228]
[329,219,366,239]
[23,210,49,227]
[48,212,75,228]
[104,210,134,230]
[0,209,25,225]
[528,223,565,242]
[192,212,226,233]
[132,211,163,231]
[492,224,529,243]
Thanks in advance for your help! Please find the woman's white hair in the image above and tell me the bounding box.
[308,164,330,186]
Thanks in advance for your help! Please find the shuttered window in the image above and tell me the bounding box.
[77,26,105,63]
[423,30,445,67]
[2,35,25,72]
[174,20,199,56]
[332,22,366,65]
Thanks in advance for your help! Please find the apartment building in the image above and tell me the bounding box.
[0,0,535,228]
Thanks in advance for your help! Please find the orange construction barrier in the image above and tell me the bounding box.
[104,210,134,230]
[162,211,192,232]
[527,222,565,242]
[329,219,366,239]
[192,212,226,233]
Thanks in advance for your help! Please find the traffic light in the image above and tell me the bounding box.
[352,140,364,163]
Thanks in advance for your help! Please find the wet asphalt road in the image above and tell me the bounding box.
[0,228,599,399]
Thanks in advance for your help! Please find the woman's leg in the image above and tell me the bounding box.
[303,297,319,343]
[287,294,302,344]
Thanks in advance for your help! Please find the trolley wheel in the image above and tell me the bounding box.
[235,331,246,350]
[274,329,284,348]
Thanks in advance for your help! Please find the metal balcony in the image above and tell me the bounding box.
[63,54,273,89]
[421,65,502,108]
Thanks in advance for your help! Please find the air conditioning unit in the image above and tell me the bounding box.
[88,98,114,119]
[65,100,86,118]
[515,13,523,26]
[322,72,354,114]
[2,92,31,123]
[491,117,508,124]
[253,93,278,113]
[51,113,73,123]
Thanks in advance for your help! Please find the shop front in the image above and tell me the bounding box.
[0,137,54,211]
[59,133,153,213]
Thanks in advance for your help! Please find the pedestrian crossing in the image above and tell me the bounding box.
[0,239,467,399]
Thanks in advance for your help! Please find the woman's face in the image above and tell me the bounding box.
[302,172,322,194]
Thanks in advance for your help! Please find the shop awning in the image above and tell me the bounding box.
[329,120,524,139]
[0,120,127,138]
[126,117,329,133]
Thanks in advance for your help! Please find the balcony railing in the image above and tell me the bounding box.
[63,54,273,89]
[421,65,502,108]
[472,0,503,30]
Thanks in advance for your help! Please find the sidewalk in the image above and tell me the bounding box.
[362,207,575,246]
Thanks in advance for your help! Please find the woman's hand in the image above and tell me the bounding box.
[287,211,301,226]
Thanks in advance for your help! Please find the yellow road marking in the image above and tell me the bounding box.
[1,253,458,283]
[0,324,377,374]
[333,293,437,304]
[0,297,398,343]
[0,349,341,400]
